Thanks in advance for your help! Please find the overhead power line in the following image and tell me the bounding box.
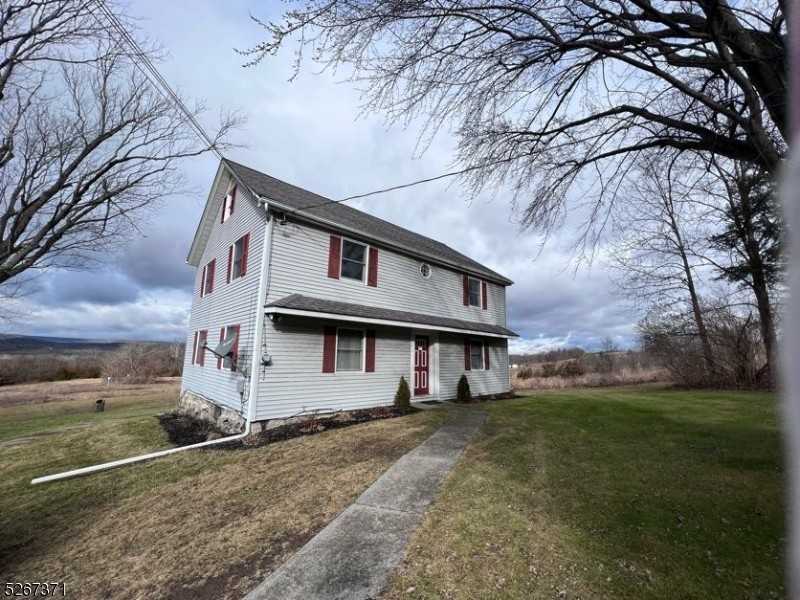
[92,0,223,160]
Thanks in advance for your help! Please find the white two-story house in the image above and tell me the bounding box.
[181,159,516,432]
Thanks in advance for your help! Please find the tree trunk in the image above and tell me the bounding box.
[665,197,716,377]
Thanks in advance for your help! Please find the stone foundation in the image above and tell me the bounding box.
[177,390,246,435]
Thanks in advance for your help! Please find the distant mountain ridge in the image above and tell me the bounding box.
[0,334,167,353]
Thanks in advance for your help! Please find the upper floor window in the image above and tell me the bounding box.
[228,233,250,282]
[221,183,236,223]
[336,328,363,371]
[467,277,481,307]
[341,239,366,281]
[201,259,215,296]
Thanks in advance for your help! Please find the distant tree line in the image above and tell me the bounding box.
[0,342,183,385]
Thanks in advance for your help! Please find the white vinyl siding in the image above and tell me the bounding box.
[255,317,410,420]
[181,166,266,412]
[267,219,507,326]
[439,334,509,399]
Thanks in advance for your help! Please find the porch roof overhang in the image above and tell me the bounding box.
[265,294,518,339]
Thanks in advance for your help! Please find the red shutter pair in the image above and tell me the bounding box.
[322,327,376,372]
[327,234,378,287]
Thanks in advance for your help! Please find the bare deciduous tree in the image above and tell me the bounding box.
[0,0,239,285]
[609,156,717,375]
[246,1,786,237]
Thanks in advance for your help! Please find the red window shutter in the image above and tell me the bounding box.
[484,343,490,369]
[367,247,378,287]
[328,235,341,279]
[231,325,240,371]
[322,326,336,373]
[226,245,233,283]
[221,196,226,224]
[464,339,471,371]
[241,234,250,277]
[365,329,376,372]
[200,266,206,297]
[192,332,198,364]
[481,281,488,310]
[462,274,469,306]
[217,327,225,369]
[230,185,236,214]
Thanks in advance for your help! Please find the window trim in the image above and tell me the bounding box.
[196,330,207,366]
[340,237,369,284]
[231,234,248,281]
[221,182,236,223]
[469,338,486,370]
[217,324,240,371]
[335,326,365,372]
[467,276,481,307]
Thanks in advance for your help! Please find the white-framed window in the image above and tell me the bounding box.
[470,338,485,370]
[468,277,481,307]
[341,239,367,281]
[221,182,236,223]
[336,328,364,371]
[232,234,248,280]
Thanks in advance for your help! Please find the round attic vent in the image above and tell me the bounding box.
[419,263,432,279]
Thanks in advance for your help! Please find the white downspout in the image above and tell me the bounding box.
[31,205,275,485]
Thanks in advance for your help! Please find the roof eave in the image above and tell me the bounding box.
[265,305,518,338]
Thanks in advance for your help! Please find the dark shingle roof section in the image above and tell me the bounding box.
[267,294,518,337]
[224,159,512,285]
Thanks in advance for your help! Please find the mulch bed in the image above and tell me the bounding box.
[158,406,417,449]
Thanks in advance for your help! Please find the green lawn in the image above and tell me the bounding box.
[0,379,444,600]
[386,387,785,600]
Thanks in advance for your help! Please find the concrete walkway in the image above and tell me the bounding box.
[244,408,486,600]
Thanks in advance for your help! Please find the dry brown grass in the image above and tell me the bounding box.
[0,380,445,600]
[512,367,670,391]
[0,377,180,407]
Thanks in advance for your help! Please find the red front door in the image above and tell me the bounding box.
[414,336,429,396]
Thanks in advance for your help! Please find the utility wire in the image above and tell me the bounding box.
[92,0,223,160]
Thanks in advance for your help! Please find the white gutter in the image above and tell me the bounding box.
[265,306,516,339]
[31,207,275,485]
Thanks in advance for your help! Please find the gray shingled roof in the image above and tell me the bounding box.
[224,159,512,285]
[266,294,518,337]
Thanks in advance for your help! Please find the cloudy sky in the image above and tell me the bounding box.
[3,0,639,353]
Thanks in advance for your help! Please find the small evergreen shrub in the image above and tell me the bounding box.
[394,376,411,413]
[456,374,471,403]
